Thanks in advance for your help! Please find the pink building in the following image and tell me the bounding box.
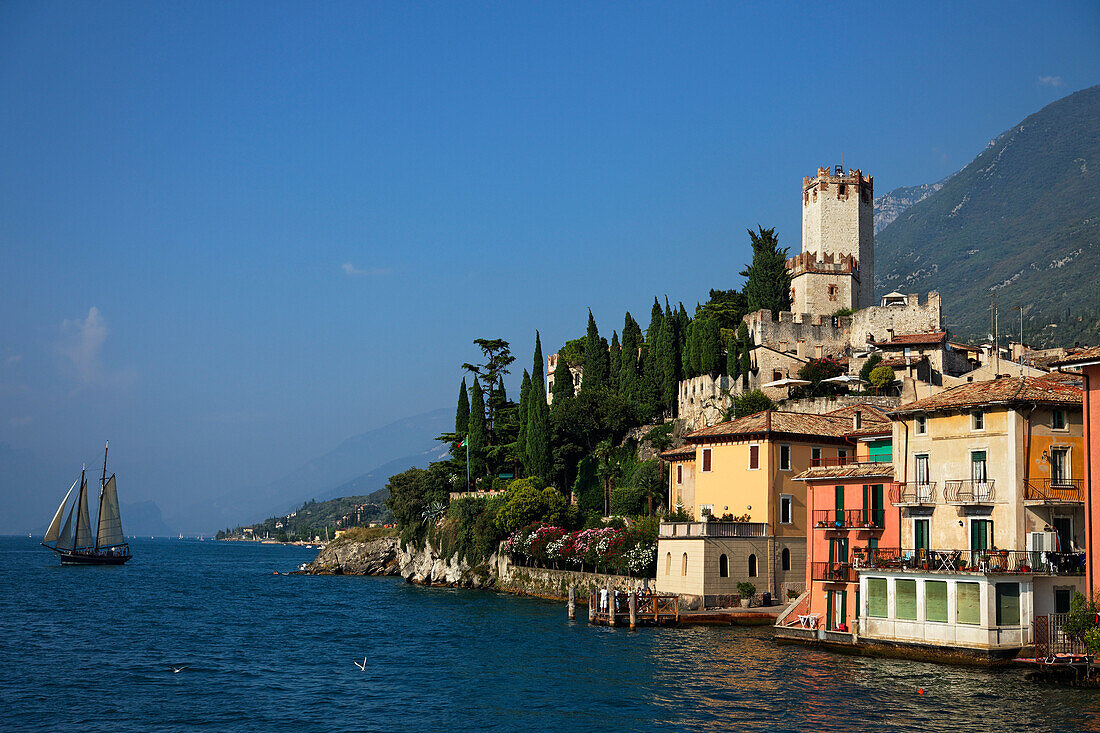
[795,419,897,630]
[1055,347,1100,597]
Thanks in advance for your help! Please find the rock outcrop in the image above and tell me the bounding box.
[395,539,496,589]
[306,536,401,575]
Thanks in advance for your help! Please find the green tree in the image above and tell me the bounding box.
[462,338,515,442]
[657,316,679,416]
[551,350,574,406]
[385,466,450,529]
[726,337,739,378]
[699,317,721,376]
[797,357,845,397]
[619,312,642,401]
[732,389,777,418]
[697,288,750,331]
[527,333,552,480]
[646,297,663,344]
[859,353,883,384]
[608,330,621,394]
[738,322,753,389]
[516,370,532,474]
[455,377,470,436]
[740,226,792,315]
[467,379,487,481]
[869,365,896,390]
[581,310,608,393]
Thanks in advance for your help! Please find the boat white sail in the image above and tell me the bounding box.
[44,480,78,545]
[74,476,93,549]
[96,475,125,548]
[55,503,76,551]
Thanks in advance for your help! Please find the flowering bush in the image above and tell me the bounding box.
[503,524,657,576]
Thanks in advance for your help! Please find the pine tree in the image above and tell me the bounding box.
[740,226,792,315]
[516,371,532,475]
[468,379,487,481]
[581,310,607,393]
[455,377,470,435]
[608,330,621,394]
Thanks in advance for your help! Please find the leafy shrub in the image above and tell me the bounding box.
[737,582,756,598]
[869,365,896,389]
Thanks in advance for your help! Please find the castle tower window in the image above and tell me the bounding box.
[838,183,846,196]
[828,284,839,301]
[773,370,783,382]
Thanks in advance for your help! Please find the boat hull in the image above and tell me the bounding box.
[56,549,132,566]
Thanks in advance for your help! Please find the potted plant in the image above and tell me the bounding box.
[737,581,756,608]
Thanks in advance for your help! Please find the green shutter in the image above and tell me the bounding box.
[867,578,888,618]
[957,582,981,625]
[896,579,917,620]
[926,581,948,623]
[996,583,1020,626]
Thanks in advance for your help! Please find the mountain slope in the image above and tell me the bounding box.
[874,85,1100,345]
[873,178,948,234]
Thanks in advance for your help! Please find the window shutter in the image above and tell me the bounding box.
[749,445,759,469]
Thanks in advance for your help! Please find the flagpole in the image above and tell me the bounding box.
[466,436,470,490]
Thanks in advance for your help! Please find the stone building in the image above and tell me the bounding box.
[791,166,875,313]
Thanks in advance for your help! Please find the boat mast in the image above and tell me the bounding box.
[96,442,109,551]
[74,465,86,552]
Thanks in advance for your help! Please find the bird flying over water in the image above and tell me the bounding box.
[170,665,190,674]
[354,658,367,671]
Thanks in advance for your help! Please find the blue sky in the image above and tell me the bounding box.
[1,2,1098,532]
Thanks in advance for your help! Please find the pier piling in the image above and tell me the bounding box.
[629,592,637,630]
[606,584,615,627]
[568,587,575,620]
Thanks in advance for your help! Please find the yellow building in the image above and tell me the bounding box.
[656,406,890,608]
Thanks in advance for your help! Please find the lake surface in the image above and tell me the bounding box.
[4,535,1100,732]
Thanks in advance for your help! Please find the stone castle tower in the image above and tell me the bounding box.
[788,166,874,314]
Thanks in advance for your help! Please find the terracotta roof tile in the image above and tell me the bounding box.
[883,331,947,346]
[659,445,696,461]
[793,462,895,481]
[685,410,853,442]
[891,375,1081,415]
[1052,346,1100,368]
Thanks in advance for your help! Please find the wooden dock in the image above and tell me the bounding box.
[583,589,680,628]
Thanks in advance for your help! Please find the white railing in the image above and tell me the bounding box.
[660,521,770,538]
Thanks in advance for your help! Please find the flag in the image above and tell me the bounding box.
[459,437,467,448]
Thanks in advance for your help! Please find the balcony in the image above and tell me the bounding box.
[1024,478,1084,504]
[809,455,891,468]
[889,481,937,506]
[812,561,857,583]
[811,509,886,530]
[943,479,996,505]
[659,521,770,539]
[855,547,1084,575]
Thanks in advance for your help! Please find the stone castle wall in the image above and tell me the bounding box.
[677,374,733,431]
[744,309,852,354]
[849,292,942,348]
[800,167,874,309]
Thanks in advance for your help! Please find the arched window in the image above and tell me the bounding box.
[665,553,672,576]
[681,553,688,576]
[719,554,729,578]
[782,548,791,571]
[748,553,758,577]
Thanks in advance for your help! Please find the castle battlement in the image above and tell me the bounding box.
[786,250,860,277]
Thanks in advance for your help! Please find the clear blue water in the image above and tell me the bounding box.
[4,535,1100,732]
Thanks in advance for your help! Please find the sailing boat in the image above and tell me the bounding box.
[41,442,132,566]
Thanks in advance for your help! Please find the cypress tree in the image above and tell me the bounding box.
[658,317,678,416]
[619,312,642,401]
[727,338,739,378]
[468,379,487,481]
[516,370,532,474]
[646,297,663,345]
[676,302,690,354]
[609,331,621,394]
[738,323,753,389]
[455,377,470,435]
[740,226,793,315]
[551,350,574,406]
[527,332,551,480]
[581,310,607,393]
[701,318,721,376]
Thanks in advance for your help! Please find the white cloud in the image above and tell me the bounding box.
[342,262,392,277]
[59,306,110,384]
[1038,75,1064,87]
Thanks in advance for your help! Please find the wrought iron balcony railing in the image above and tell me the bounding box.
[811,509,886,530]
[1024,478,1084,503]
[853,547,1084,575]
[811,561,858,583]
[943,479,996,504]
[889,481,937,506]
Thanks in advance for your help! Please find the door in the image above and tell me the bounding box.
[971,519,992,553]
[914,519,930,554]
[1053,516,1072,552]
[835,486,845,526]
[863,484,885,527]
[1051,449,1069,485]
[972,451,989,501]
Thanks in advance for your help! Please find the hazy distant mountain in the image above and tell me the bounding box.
[122,501,173,537]
[873,179,949,233]
[874,85,1100,345]
[319,443,451,503]
[215,407,452,529]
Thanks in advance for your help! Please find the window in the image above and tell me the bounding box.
[828,284,839,301]
[914,519,930,552]
[780,495,793,524]
[854,410,862,430]
[719,554,729,578]
[748,554,758,577]
[1052,409,1067,430]
[811,447,822,467]
[867,578,888,617]
[773,370,783,382]
[957,582,981,625]
[780,444,791,471]
[996,583,1021,626]
[702,448,712,472]
[1056,588,1073,614]
[681,553,688,576]
[838,448,848,465]
[926,581,949,623]
[782,547,791,571]
[676,465,683,485]
[896,579,917,620]
[972,411,984,431]
[915,416,927,435]
[665,553,671,576]
[748,444,760,470]
[915,454,930,501]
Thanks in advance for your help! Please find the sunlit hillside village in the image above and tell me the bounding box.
[241,164,1100,667]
